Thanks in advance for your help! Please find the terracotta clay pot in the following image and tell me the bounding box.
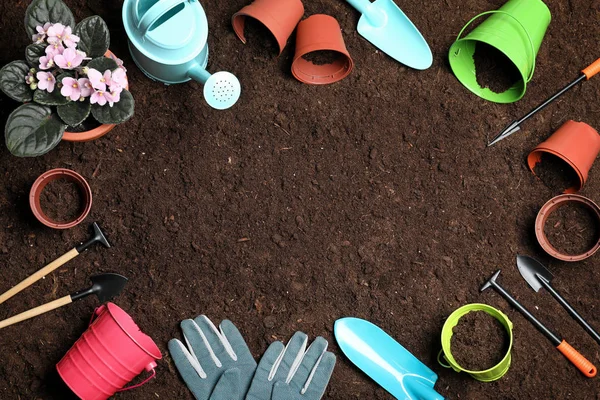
[30,168,93,230]
[232,0,304,55]
[535,194,600,262]
[62,50,127,142]
[291,14,354,85]
[528,120,600,193]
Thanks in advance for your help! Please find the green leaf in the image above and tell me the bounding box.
[25,0,75,37]
[5,104,66,157]
[57,101,91,126]
[87,57,118,72]
[91,90,134,124]
[0,61,33,102]
[34,88,70,106]
[75,16,110,58]
[26,43,47,67]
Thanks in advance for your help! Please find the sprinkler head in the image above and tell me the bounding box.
[203,71,241,110]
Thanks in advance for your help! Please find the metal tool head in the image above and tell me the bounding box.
[71,273,128,303]
[517,255,554,292]
[488,121,521,147]
[77,222,111,253]
[481,270,502,292]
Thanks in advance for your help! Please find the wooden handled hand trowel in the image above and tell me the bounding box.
[0,273,127,330]
[335,318,444,400]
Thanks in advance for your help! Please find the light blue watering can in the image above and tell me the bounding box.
[123,0,240,109]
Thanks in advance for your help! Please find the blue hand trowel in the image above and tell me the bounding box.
[346,0,433,70]
[335,318,444,400]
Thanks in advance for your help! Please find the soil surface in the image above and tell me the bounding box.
[40,178,85,223]
[451,310,510,371]
[534,153,580,192]
[545,203,600,255]
[303,51,342,66]
[0,0,599,399]
[474,42,521,93]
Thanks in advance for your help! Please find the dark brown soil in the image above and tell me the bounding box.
[534,153,580,192]
[451,311,510,371]
[303,50,341,66]
[474,42,522,93]
[544,203,600,255]
[40,179,84,223]
[0,1,599,400]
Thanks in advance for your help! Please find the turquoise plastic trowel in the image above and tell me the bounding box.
[346,0,432,70]
[335,318,444,400]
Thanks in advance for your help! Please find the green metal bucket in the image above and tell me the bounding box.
[448,0,551,103]
[439,304,513,382]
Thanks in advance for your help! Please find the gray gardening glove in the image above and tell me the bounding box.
[169,316,257,400]
[246,332,336,400]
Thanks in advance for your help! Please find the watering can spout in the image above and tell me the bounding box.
[188,64,241,110]
[188,64,212,84]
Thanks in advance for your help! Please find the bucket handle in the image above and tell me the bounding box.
[437,349,456,371]
[137,0,189,38]
[456,10,536,83]
[117,368,157,392]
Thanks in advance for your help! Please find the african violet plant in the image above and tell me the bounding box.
[0,0,134,157]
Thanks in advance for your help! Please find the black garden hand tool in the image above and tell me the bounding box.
[0,222,110,305]
[0,273,127,330]
[481,270,596,378]
[517,255,600,345]
[489,58,600,146]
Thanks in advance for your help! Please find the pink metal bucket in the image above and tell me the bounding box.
[57,303,162,400]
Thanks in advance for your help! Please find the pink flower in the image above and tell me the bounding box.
[39,55,54,70]
[62,26,80,49]
[32,23,52,43]
[87,68,112,91]
[90,89,108,106]
[54,48,83,70]
[105,89,122,107]
[110,68,127,90]
[60,77,82,101]
[36,71,56,92]
[79,78,93,98]
[109,54,127,72]
[46,42,65,58]
[47,23,65,44]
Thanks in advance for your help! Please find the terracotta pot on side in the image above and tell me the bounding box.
[291,15,354,85]
[62,50,127,142]
[232,0,304,55]
[528,120,600,193]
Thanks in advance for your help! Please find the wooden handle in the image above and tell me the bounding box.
[582,58,600,79]
[557,340,597,378]
[0,248,79,305]
[0,295,72,329]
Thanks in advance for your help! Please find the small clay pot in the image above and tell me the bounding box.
[291,15,354,85]
[30,169,93,230]
[232,0,304,55]
[62,50,127,142]
[528,120,600,193]
[535,194,600,262]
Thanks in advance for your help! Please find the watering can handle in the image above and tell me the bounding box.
[456,10,536,83]
[137,0,189,37]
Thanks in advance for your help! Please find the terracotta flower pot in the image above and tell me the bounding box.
[232,0,304,55]
[291,15,354,85]
[62,50,127,142]
[528,120,600,193]
[535,194,600,262]
[30,168,93,230]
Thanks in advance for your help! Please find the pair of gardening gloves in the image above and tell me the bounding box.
[169,316,336,400]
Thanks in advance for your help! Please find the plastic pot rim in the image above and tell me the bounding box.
[29,168,93,230]
[535,194,600,262]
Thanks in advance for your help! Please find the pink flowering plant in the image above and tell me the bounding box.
[0,0,134,157]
